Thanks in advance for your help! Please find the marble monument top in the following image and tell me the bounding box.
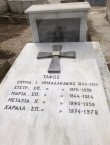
[25,2,90,14]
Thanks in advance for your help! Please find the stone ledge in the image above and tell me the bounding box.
[0,13,29,24]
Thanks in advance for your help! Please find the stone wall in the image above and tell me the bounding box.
[107,0,110,23]
[8,0,48,14]
[0,0,8,12]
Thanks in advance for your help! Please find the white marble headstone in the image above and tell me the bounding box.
[25,2,90,42]
[0,42,110,145]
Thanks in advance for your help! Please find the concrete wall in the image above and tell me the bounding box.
[107,0,110,23]
[0,0,9,12]
[87,0,106,6]
[8,0,45,14]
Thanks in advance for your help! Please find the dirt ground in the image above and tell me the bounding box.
[88,7,110,63]
[0,24,32,82]
[0,24,32,58]
[0,24,28,44]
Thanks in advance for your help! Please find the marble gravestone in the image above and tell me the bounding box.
[0,2,110,145]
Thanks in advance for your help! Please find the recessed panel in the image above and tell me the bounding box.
[37,18,80,42]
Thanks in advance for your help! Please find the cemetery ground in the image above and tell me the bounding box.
[0,23,32,82]
[0,6,110,82]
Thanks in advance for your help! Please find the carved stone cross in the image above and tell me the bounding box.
[37,45,76,73]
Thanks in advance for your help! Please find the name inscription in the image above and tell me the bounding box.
[3,75,99,116]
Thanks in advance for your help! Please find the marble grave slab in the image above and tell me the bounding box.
[0,42,110,145]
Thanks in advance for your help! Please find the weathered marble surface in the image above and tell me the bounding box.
[92,42,110,109]
[25,2,90,13]
[0,42,110,145]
